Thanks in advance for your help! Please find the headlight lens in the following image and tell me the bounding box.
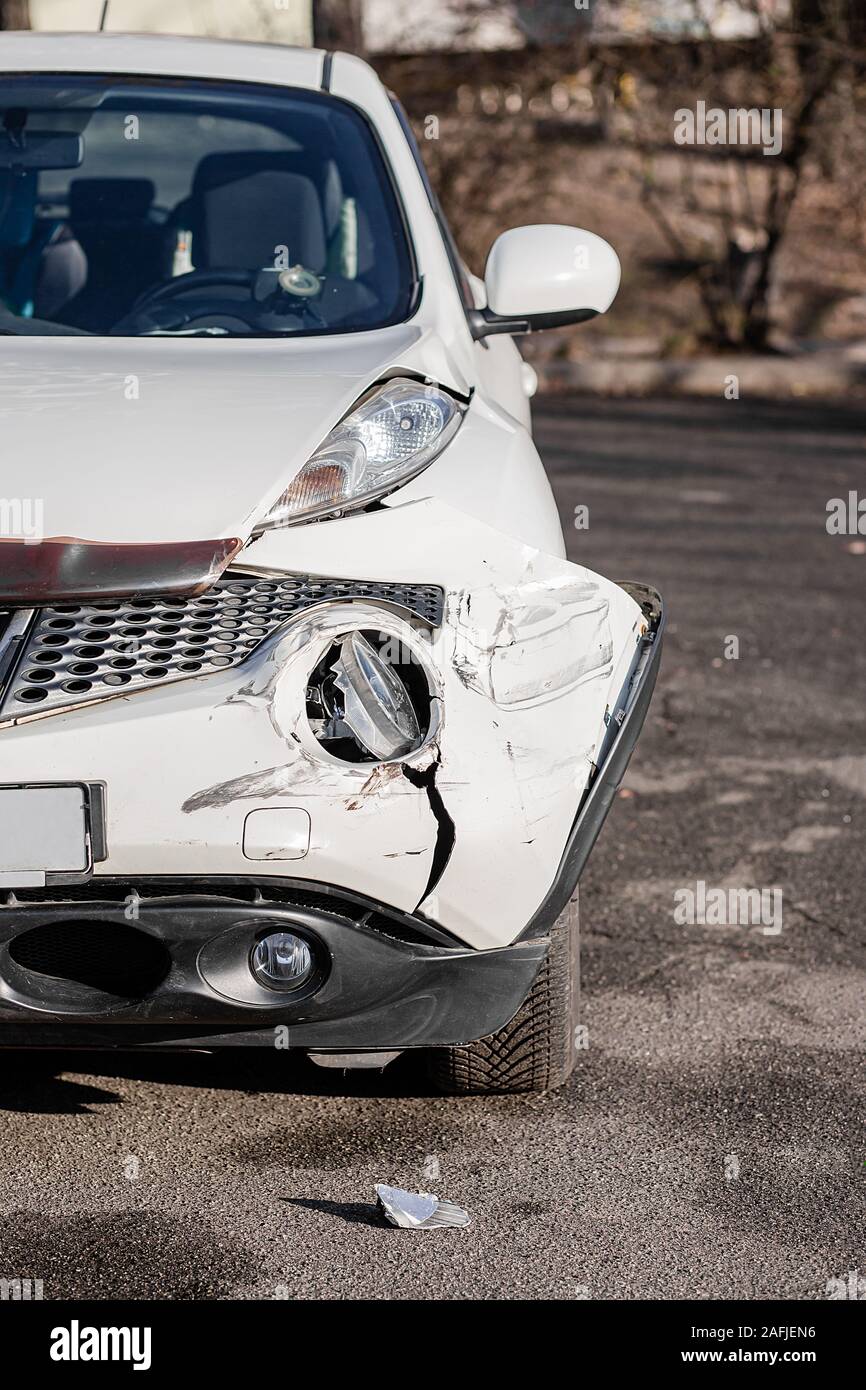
[258,378,464,528]
[331,631,422,760]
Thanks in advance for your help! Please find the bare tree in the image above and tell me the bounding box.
[629,0,862,350]
[312,0,364,55]
[0,0,29,29]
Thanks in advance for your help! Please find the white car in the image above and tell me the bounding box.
[0,33,663,1092]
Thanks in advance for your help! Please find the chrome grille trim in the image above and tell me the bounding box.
[0,575,444,721]
[0,607,35,693]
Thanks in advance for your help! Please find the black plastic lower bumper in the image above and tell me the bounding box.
[0,886,547,1050]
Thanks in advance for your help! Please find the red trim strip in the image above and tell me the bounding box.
[0,537,242,606]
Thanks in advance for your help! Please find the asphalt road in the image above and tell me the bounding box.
[1,396,863,1301]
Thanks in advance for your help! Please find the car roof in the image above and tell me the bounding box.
[0,32,328,92]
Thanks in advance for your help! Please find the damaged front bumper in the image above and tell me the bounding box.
[0,499,663,1048]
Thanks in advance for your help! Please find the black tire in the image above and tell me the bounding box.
[426,892,580,1095]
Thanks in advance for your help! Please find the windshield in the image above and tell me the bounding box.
[0,75,416,338]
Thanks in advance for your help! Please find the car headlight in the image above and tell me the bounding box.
[257,378,465,529]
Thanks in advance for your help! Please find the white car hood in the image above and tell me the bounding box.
[0,325,439,546]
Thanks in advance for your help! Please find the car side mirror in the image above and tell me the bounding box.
[469,224,620,339]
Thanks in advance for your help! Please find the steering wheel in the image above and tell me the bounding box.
[113,267,326,335]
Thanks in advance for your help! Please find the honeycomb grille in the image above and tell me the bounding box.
[0,574,444,719]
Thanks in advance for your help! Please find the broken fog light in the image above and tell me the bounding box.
[251,932,313,990]
[306,630,428,763]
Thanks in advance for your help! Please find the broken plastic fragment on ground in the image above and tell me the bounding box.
[375,1183,471,1229]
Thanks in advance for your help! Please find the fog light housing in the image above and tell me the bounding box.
[332,631,422,760]
[307,629,431,763]
[250,931,313,990]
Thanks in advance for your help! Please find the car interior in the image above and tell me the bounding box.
[0,80,413,336]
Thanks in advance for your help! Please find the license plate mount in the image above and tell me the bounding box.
[0,783,100,888]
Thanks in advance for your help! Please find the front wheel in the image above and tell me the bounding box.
[426,892,580,1095]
